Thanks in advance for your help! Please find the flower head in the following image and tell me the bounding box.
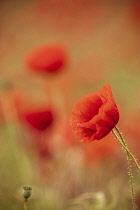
[70,84,119,143]
[25,43,67,74]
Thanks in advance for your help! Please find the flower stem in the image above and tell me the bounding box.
[112,128,140,171]
[127,154,135,210]
[24,199,28,210]
[112,126,136,210]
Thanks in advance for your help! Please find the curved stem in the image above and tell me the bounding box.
[114,126,126,146]
[112,127,136,210]
[112,128,140,171]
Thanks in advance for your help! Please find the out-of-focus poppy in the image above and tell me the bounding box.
[5,90,54,132]
[23,109,53,131]
[25,44,67,74]
[6,91,54,168]
[70,84,119,143]
[8,91,54,132]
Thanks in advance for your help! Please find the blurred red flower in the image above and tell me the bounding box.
[24,109,53,131]
[6,90,54,132]
[70,84,119,143]
[5,90,54,166]
[25,44,67,74]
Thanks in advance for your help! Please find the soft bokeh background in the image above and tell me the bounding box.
[1,0,140,209]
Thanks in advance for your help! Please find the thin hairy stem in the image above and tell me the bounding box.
[112,127,136,210]
[114,126,126,145]
[112,129,140,171]
[127,154,135,210]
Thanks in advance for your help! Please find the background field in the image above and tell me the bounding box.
[1,1,140,209]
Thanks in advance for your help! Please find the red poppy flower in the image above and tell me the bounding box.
[24,109,53,131]
[25,44,67,74]
[70,84,119,143]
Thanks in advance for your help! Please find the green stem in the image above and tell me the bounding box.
[24,199,28,210]
[127,154,135,210]
[112,128,140,171]
[112,127,136,210]
[114,126,126,146]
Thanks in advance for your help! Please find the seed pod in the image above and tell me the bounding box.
[22,186,32,200]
